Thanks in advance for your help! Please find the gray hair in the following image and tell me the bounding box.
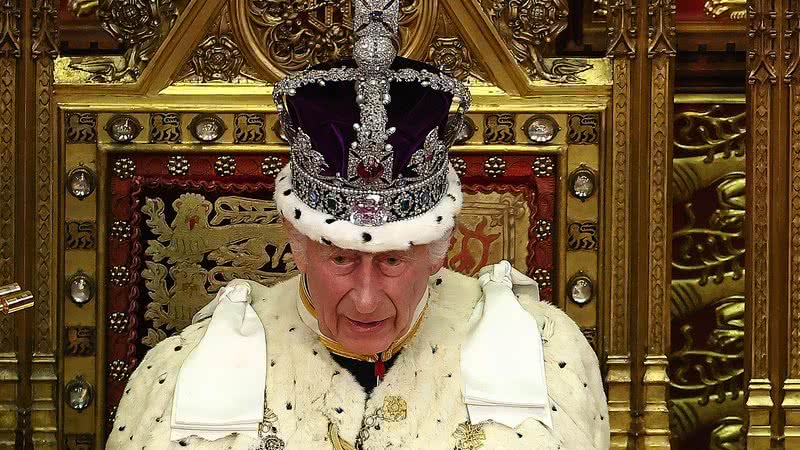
[426,230,452,265]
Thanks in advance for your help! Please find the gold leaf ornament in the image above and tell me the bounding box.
[453,421,486,450]
[382,395,408,422]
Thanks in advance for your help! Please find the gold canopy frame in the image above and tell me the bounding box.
[4,0,776,449]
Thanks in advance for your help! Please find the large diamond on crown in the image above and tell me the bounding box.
[351,194,389,226]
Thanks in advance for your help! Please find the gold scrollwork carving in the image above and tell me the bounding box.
[669,394,744,445]
[675,105,745,163]
[69,0,180,82]
[233,0,436,80]
[141,193,293,345]
[748,1,778,84]
[709,416,744,450]
[704,0,746,21]
[482,0,592,82]
[671,100,746,446]
[176,5,261,83]
[67,0,97,17]
[607,0,637,58]
[672,274,744,322]
[647,0,676,57]
[31,0,58,59]
[396,0,438,61]
[424,11,487,82]
[673,174,744,284]
[669,298,744,400]
[0,0,21,58]
[244,1,353,75]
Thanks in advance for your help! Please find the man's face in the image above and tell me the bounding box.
[297,237,443,355]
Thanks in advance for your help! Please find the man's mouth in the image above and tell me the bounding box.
[345,317,388,333]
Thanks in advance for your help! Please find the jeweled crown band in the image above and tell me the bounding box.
[290,151,451,226]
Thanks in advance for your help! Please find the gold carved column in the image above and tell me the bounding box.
[607,1,675,448]
[29,0,59,448]
[641,1,676,448]
[785,0,800,447]
[746,0,789,448]
[606,1,636,447]
[0,0,59,447]
[0,0,20,447]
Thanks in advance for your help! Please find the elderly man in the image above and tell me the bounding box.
[107,2,608,449]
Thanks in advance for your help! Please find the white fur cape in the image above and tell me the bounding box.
[107,270,609,449]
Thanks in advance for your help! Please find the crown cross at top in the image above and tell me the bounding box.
[347,0,401,187]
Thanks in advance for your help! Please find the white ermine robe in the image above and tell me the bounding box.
[107,269,609,449]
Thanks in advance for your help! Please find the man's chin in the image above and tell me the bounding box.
[335,317,404,354]
[337,333,394,356]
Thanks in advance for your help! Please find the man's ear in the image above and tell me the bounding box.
[429,256,446,276]
[283,221,308,273]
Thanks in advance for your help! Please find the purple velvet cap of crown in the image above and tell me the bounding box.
[285,57,454,178]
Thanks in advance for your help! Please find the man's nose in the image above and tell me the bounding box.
[351,261,381,315]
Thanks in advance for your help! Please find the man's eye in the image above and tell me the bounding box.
[385,257,401,266]
[332,255,350,265]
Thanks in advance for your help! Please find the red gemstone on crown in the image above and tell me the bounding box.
[356,157,384,182]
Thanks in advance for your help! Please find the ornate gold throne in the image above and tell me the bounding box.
[7,0,756,448]
[50,2,611,447]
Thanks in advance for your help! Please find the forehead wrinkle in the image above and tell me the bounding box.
[315,243,358,258]
[314,242,416,260]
